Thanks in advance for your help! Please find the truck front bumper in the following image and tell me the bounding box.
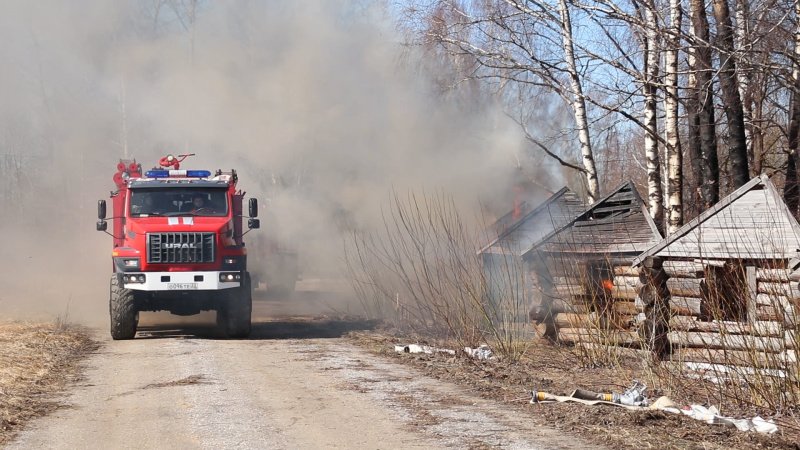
[121,271,241,291]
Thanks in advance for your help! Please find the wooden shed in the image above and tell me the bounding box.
[632,174,799,367]
[478,188,585,317]
[521,181,662,344]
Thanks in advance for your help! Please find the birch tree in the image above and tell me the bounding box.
[558,0,600,203]
[664,0,683,233]
[641,0,663,234]
[733,0,755,174]
[405,1,602,203]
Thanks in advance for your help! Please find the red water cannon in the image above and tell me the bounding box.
[158,153,195,170]
[113,159,142,186]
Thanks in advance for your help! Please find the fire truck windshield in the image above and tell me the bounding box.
[129,188,229,217]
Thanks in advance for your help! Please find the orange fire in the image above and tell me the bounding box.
[602,280,614,291]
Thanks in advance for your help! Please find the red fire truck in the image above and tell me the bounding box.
[96,154,260,339]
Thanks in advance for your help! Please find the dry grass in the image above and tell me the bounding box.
[0,320,97,445]
[350,328,800,449]
[345,190,532,361]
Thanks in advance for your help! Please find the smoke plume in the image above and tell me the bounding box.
[0,0,543,325]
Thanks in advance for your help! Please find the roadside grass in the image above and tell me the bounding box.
[349,328,800,449]
[0,320,98,445]
[344,190,800,447]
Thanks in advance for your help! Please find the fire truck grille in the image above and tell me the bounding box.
[147,232,216,264]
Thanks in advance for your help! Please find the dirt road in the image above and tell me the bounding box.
[7,285,604,449]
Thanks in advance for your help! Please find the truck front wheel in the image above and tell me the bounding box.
[220,273,252,339]
[109,274,138,340]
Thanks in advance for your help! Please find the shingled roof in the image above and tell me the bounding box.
[479,187,585,256]
[632,174,800,264]
[522,181,662,259]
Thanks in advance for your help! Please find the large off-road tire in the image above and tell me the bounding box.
[109,274,138,340]
[222,273,252,339]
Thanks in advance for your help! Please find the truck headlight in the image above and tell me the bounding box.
[123,258,140,268]
[123,274,146,283]
[219,272,242,282]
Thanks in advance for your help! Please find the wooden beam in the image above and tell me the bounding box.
[666,278,703,297]
[670,296,701,316]
[671,348,796,369]
[549,284,585,298]
[614,301,639,315]
[668,331,793,352]
[611,285,638,300]
[557,327,641,346]
[613,275,640,287]
[747,266,758,326]
[758,281,800,299]
[668,316,782,336]
[614,266,640,276]
[554,313,592,329]
[662,261,704,278]
[755,268,800,283]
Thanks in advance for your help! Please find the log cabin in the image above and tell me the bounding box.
[478,187,585,320]
[632,174,800,370]
[520,181,662,344]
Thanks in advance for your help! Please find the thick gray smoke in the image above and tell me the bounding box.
[0,0,542,325]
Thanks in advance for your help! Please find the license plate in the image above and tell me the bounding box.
[167,283,198,290]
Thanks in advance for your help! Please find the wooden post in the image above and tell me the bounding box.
[530,254,557,340]
[746,266,758,326]
[639,256,670,360]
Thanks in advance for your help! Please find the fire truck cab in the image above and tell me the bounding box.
[97,154,260,340]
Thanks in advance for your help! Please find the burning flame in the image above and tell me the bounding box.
[602,280,614,291]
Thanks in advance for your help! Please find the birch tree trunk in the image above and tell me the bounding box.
[664,0,683,234]
[558,0,600,204]
[712,0,749,189]
[734,0,755,175]
[643,1,663,234]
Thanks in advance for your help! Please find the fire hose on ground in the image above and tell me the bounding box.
[530,381,777,434]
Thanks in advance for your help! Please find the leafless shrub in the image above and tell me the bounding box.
[345,189,532,361]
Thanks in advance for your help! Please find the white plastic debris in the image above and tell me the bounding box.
[671,404,778,434]
[394,344,455,355]
[464,345,494,360]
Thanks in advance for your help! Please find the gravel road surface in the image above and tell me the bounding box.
[7,285,605,449]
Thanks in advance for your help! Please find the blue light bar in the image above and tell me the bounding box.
[144,170,211,178]
[186,170,212,177]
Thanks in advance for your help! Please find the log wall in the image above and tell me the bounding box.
[663,259,799,371]
[534,260,645,350]
[532,255,800,373]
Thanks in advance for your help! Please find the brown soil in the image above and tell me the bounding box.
[0,321,98,446]
[347,325,800,450]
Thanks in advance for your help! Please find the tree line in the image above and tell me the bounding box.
[399,0,800,234]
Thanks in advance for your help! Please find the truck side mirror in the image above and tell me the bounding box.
[248,198,258,218]
[248,218,260,229]
[98,200,107,219]
[96,221,108,232]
